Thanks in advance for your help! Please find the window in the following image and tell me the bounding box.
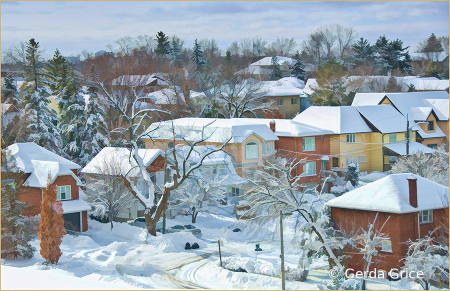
[262,142,274,155]
[428,121,434,131]
[380,238,393,253]
[229,187,241,197]
[332,157,339,168]
[57,185,71,200]
[291,97,297,105]
[388,156,398,165]
[428,144,438,149]
[245,141,259,159]
[277,98,283,106]
[358,156,368,163]
[389,134,397,143]
[303,161,316,176]
[346,134,355,143]
[303,137,316,151]
[320,136,324,142]
[212,167,217,175]
[419,210,433,224]
[168,142,174,149]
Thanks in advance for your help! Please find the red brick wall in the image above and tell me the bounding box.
[82,211,88,232]
[275,135,331,186]
[19,175,79,216]
[330,207,449,272]
[53,175,79,200]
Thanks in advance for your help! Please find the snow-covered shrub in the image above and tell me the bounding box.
[346,162,359,187]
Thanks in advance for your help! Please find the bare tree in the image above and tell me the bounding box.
[266,37,297,56]
[83,154,135,230]
[335,25,357,60]
[94,76,231,235]
[2,42,27,64]
[217,77,273,118]
[239,37,253,58]
[252,36,267,57]
[199,38,221,60]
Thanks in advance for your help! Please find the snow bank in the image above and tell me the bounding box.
[152,232,207,253]
[87,220,148,241]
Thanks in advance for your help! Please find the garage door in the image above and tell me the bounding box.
[63,212,80,232]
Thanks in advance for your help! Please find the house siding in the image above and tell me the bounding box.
[330,207,448,272]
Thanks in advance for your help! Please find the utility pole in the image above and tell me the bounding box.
[162,154,168,234]
[406,114,410,157]
[280,211,286,290]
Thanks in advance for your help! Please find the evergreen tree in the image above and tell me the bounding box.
[373,35,412,75]
[38,177,66,264]
[269,56,283,80]
[422,33,444,62]
[290,52,305,80]
[373,35,391,74]
[46,49,70,98]
[79,65,109,167]
[170,37,184,68]
[219,51,235,80]
[59,68,87,163]
[311,60,349,105]
[1,149,37,259]
[346,162,359,187]
[191,39,206,72]
[2,75,20,106]
[22,39,61,153]
[353,37,373,67]
[155,31,170,56]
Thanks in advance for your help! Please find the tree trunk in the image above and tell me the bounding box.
[145,212,157,236]
[192,211,198,224]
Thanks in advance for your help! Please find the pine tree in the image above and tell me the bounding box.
[290,52,305,80]
[59,68,87,163]
[270,56,283,80]
[386,76,403,92]
[353,37,373,67]
[155,31,170,56]
[38,177,66,264]
[220,51,235,80]
[79,65,109,167]
[373,35,391,74]
[346,162,359,187]
[46,49,70,98]
[22,38,61,153]
[373,35,412,75]
[2,75,20,106]
[422,33,444,62]
[170,37,183,68]
[1,149,37,259]
[191,39,206,72]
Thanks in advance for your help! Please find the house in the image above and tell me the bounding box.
[110,74,168,94]
[143,118,278,179]
[237,118,334,192]
[170,145,247,208]
[6,143,90,232]
[352,91,449,148]
[81,147,165,220]
[258,77,310,118]
[326,173,449,272]
[1,103,21,130]
[293,105,420,173]
[235,56,296,80]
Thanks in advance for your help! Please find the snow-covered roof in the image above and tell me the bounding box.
[235,66,271,76]
[404,78,449,91]
[144,88,205,105]
[61,199,91,214]
[352,91,449,121]
[237,118,334,137]
[257,77,306,97]
[293,106,372,134]
[383,141,436,156]
[303,78,318,95]
[144,118,279,144]
[250,56,295,67]
[354,105,409,134]
[325,173,449,214]
[81,147,164,177]
[111,74,168,87]
[414,123,447,139]
[6,143,82,188]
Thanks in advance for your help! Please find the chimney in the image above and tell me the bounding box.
[269,120,275,132]
[407,175,418,208]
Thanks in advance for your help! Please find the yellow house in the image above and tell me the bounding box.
[293,105,431,174]
[142,118,279,193]
[353,91,449,148]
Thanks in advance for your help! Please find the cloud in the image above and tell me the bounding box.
[1,1,20,6]
[2,9,24,14]
[1,25,27,32]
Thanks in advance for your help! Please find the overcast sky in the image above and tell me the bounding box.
[1,1,449,59]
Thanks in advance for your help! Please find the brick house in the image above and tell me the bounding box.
[6,143,91,232]
[326,173,449,272]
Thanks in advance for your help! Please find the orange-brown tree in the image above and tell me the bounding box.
[38,177,66,264]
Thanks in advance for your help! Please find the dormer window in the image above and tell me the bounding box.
[428,121,434,131]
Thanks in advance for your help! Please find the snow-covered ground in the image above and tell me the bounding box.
[1,212,426,290]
